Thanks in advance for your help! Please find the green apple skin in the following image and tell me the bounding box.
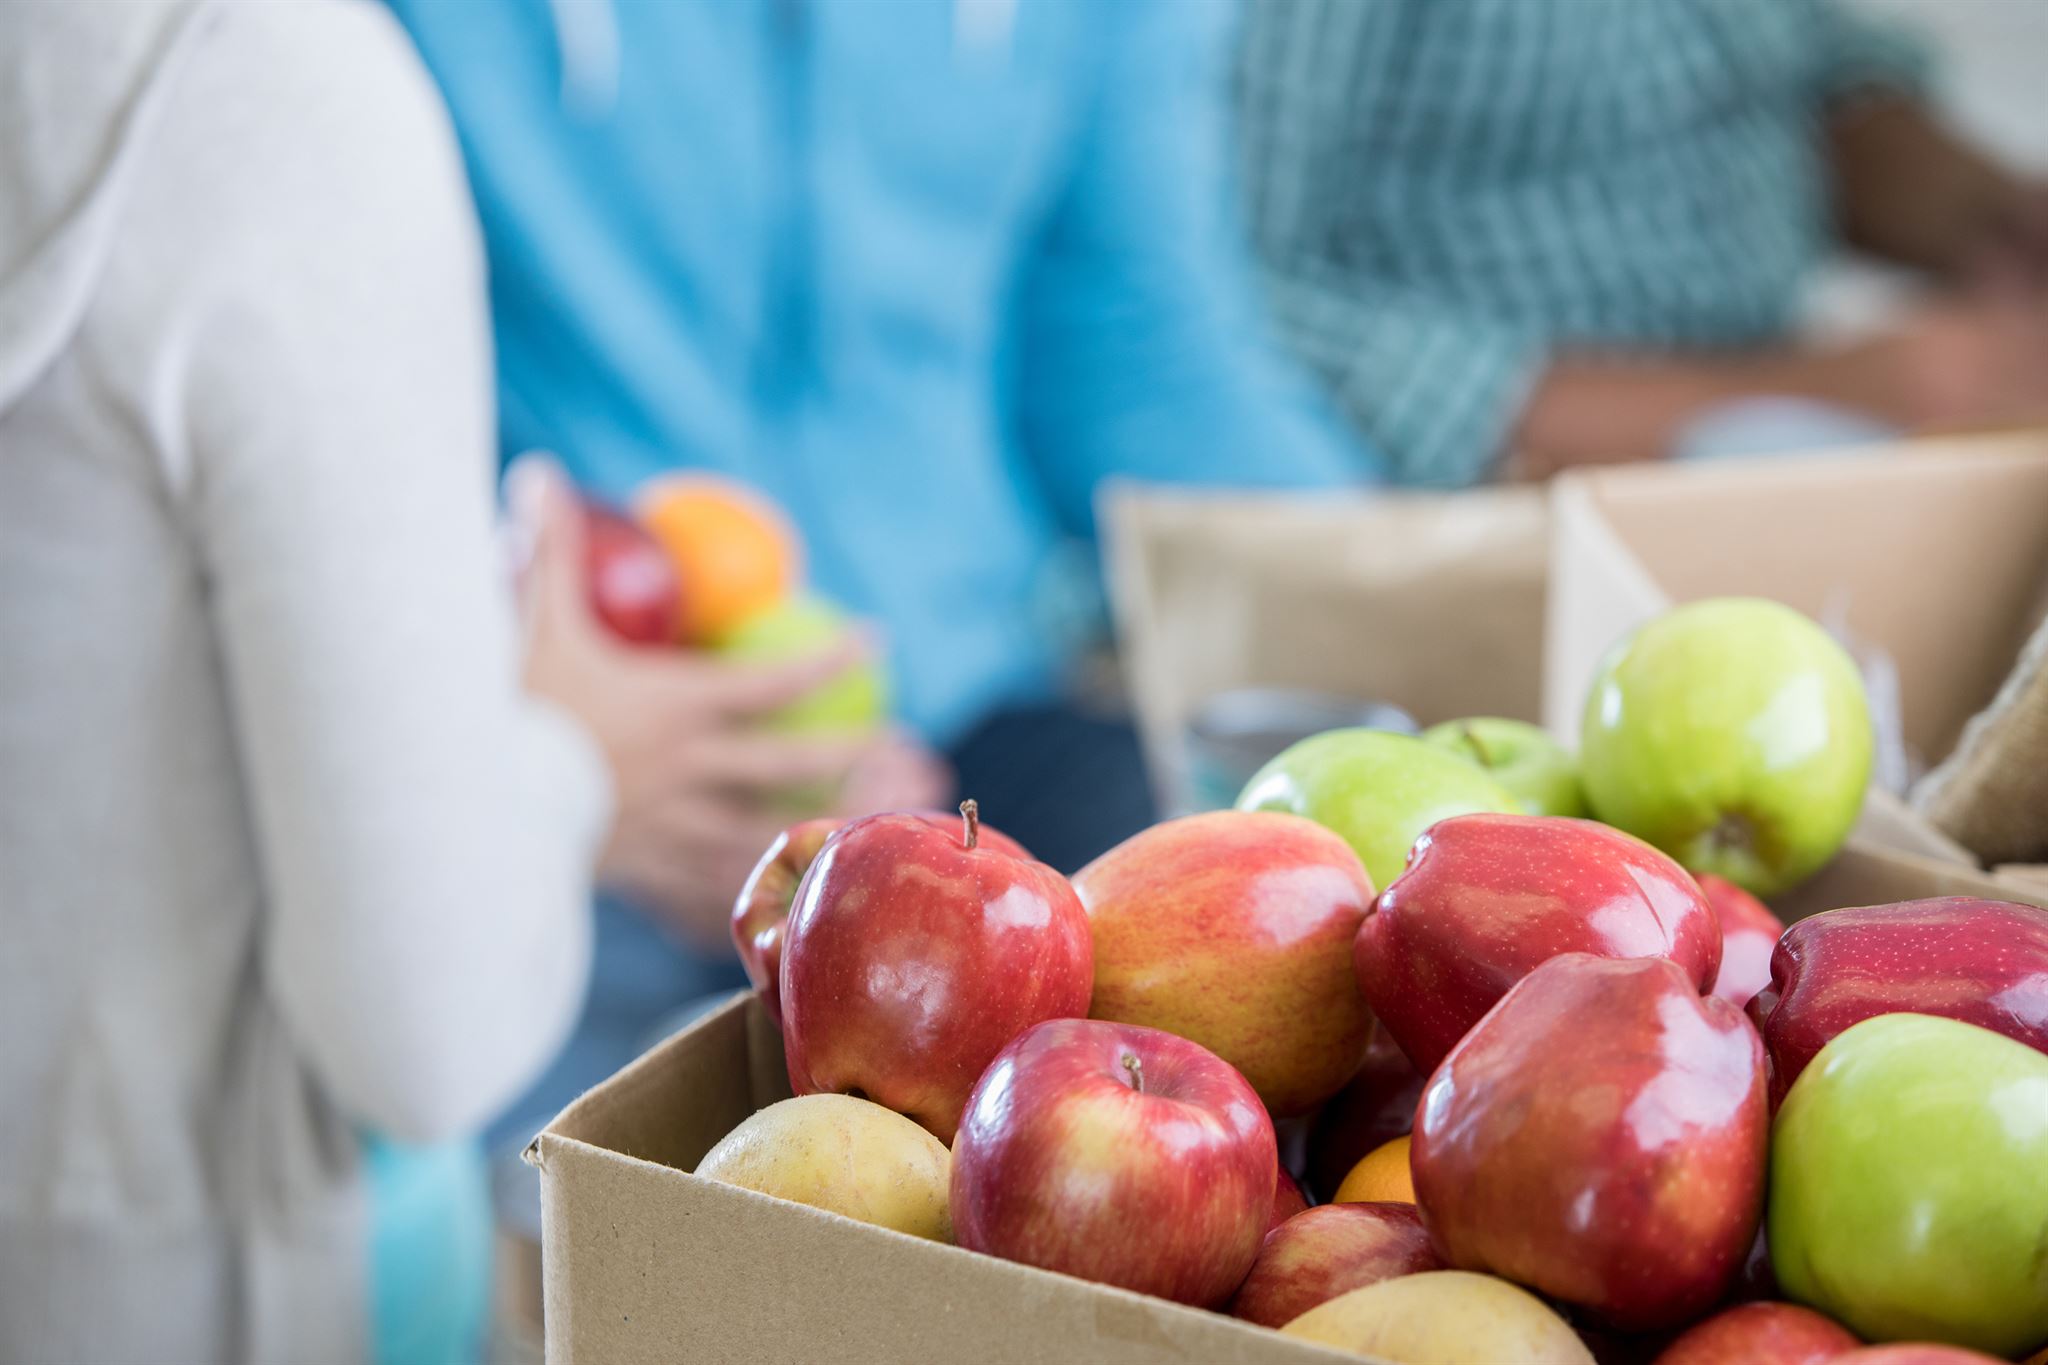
[1420,717,1586,818]
[1579,597,1871,896]
[1236,728,1519,890]
[711,595,887,733]
[1769,1013,2048,1357]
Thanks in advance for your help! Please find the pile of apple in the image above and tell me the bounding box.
[706,597,2048,1365]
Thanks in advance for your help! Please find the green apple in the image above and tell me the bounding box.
[1420,717,1586,818]
[711,595,886,734]
[1236,728,1519,890]
[1579,597,1871,896]
[1770,1012,2048,1357]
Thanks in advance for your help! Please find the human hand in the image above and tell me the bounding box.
[510,456,914,947]
[1847,298,2048,432]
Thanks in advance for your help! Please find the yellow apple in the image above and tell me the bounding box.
[694,1093,951,1241]
[1280,1270,1594,1364]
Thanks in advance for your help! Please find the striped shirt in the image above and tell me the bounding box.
[1235,0,1926,486]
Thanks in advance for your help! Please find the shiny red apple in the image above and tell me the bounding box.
[1651,1301,1859,1365]
[950,1018,1275,1307]
[1305,1020,1425,1202]
[1412,953,1768,1332]
[582,500,683,645]
[1228,1201,1441,1329]
[1076,810,1376,1116]
[1357,814,1723,1073]
[1268,1168,1311,1233]
[1700,874,1784,1009]
[780,802,1092,1142]
[733,811,1028,1027]
[1748,897,2048,1105]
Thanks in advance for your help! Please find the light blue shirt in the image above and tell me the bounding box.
[389,0,1375,742]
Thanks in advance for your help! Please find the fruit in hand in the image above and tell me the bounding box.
[581,499,683,645]
[780,802,1091,1143]
[710,594,886,734]
[1075,810,1376,1116]
[1306,1022,1425,1202]
[1749,896,2048,1105]
[1579,597,1872,896]
[1333,1136,1414,1205]
[1278,1270,1595,1364]
[1421,717,1586,817]
[1356,813,1721,1072]
[1412,953,1767,1332]
[950,1018,1276,1308]
[1236,727,1518,890]
[634,472,800,642]
[694,1093,952,1241]
[1229,1202,1440,1329]
[1650,1301,1860,1365]
[1699,874,1783,1009]
[1769,1013,2048,1357]
[1268,1168,1311,1232]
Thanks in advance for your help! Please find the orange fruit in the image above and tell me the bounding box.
[1333,1135,1415,1205]
[633,474,801,642]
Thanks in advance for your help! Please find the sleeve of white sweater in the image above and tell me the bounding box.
[138,2,608,1143]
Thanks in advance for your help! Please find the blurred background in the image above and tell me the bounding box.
[1,2,2044,1363]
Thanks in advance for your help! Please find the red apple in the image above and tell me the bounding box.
[732,812,1028,1027]
[1832,1349,2008,1365]
[1651,1302,1859,1365]
[582,500,683,645]
[1228,1201,1441,1329]
[1075,810,1376,1116]
[1748,897,2048,1106]
[780,802,1091,1142]
[1268,1168,1311,1233]
[1357,814,1722,1073]
[1412,953,1768,1332]
[950,1018,1276,1307]
[1699,874,1784,1010]
[1306,1020,1425,1202]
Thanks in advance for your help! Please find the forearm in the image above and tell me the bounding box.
[1827,95,2024,279]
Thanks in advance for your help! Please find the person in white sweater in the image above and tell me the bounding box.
[0,1,908,1360]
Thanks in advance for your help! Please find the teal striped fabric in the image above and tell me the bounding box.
[1235,0,1926,487]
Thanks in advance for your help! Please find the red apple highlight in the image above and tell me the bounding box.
[1699,874,1784,1010]
[1076,810,1376,1116]
[780,802,1091,1142]
[1357,814,1722,1073]
[1412,953,1768,1332]
[1748,897,2048,1105]
[582,500,683,645]
[950,1018,1276,1307]
[1651,1301,1860,1365]
[1229,1201,1441,1329]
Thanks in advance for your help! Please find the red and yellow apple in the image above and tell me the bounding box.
[950,1018,1276,1307]
[1412,953,1768,1331]
[1268,1168,1311,1232]
[780,802,1091,1142]
[1229,1201,1440,1329]
[1357,813,1722,1073]
[1075,810,1375,1116]
[1650,1301,1859,1365]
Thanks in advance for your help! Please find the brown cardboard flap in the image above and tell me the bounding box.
[536,994,1368,1365]
[1106,482,1548,808]
[1773,843,2047,923]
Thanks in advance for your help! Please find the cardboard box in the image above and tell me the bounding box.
[1543,432,2048,891]
[527,995,1365,1365]
[525,846,2039,1365]
[1105,483,1548,812]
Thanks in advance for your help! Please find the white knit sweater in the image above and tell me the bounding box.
[0,2,609,1359]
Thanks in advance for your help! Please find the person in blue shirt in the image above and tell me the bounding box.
[384,0,1374,1310]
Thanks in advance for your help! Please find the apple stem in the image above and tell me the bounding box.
[960,799,979,851]
[1121,1053,1144,1094]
